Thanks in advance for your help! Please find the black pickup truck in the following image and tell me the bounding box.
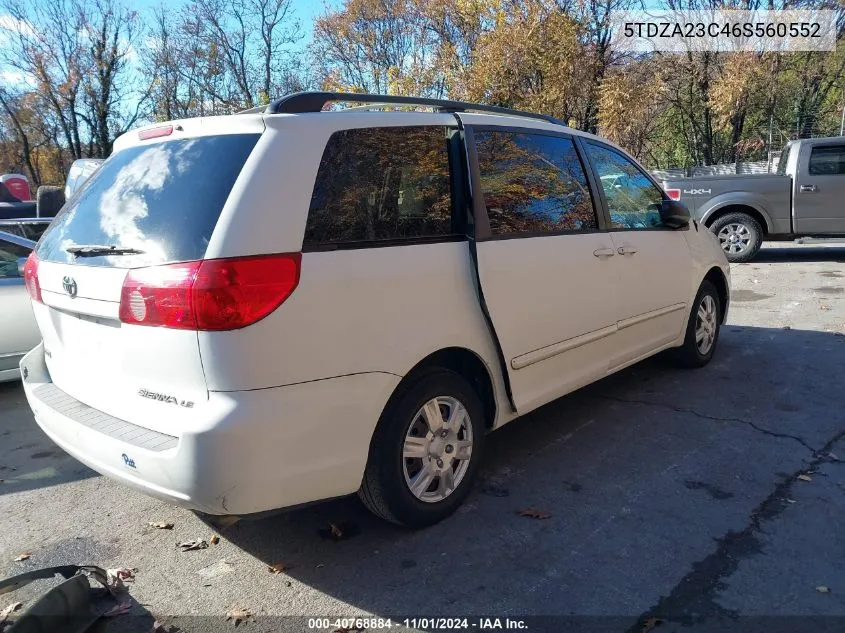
[0,182,64,220]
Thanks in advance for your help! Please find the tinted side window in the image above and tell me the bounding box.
[474,131,597,236]
[585,143,664,229]
[305,126,453,247]
[0,238,31,279]
[808,145,845,176]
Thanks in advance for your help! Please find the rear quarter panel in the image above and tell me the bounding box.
[198,112,512,426]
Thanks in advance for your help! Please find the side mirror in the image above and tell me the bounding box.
[17,257,28,277]
[660,199,691,229]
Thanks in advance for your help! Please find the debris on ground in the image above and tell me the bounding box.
[816,586,831,593]
[149,521,175,530]
[226,606,251,627]
[103,601,132,617]
[517,508,552,519]
[177,539,209,552]
[317,522,360,541]
[210,534,220,545]
[798,474,813,482]
[152,619,171,632]
[640,617,664,633]
[105,568,136,594]
[13,553,30,562]
[0,601,23,628]
[268,562,288,574]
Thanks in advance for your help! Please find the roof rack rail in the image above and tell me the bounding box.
[265,91,565,126]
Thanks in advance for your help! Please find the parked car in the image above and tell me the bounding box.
[0,218,52,242]
[663,136,845,262]
[19,92,730,527]
[0,230,38,382]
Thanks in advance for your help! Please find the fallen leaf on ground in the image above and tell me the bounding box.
[210,534,220,545]
[212,515,241,530]
[817,586,831,593]
[226,606,251,627]
[177,539,209,552]
[820,305,831,311]
[151,620,170,633]
[641,617,664,633]
[518,508,551,520]
[13,553,30,562]
[149,521,174,530]
[0,602,22,618]
[268,562,288,574]
[317,521,360,541]
[106,568,136,593]
[103,601,132,617]
[798,474,813,482]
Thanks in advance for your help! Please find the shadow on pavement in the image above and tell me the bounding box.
[0,380,98,497]
[209,324,845,618]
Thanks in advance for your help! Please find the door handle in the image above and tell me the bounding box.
[593,247,615,258]
[800,184,817,192]
[617,246,638,255]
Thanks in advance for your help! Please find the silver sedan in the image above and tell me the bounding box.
[0,230,39,382]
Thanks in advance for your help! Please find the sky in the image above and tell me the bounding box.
[0,0,335,95]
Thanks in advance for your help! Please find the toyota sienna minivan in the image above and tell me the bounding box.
[20,92,730,527]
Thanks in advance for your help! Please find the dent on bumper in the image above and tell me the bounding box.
[20,343,401,515]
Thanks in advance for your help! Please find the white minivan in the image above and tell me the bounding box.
[20,92,730,527]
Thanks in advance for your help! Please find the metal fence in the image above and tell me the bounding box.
[650,158,781,180]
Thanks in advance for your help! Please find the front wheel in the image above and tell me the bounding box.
[671,281,722,368]
[359,369,485,528]
[710,212,762,263]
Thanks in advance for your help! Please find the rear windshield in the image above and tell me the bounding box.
[37,134,259,267]
[776,144,791,175]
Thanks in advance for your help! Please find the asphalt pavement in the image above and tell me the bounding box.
[1,243,844,633]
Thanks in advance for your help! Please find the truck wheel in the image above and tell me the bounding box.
[671,280,722,368]
[359,368,485,528]
[710,212,762,263]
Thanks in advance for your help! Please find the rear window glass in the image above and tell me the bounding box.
[37,134,259,267]
[808,145,845,176]
[775,144,791,175]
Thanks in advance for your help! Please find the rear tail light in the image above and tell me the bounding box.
[23,252,42,303]
[119,253,301,331]
[665,188,682,201]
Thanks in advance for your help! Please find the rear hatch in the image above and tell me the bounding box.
[30,125,262,430]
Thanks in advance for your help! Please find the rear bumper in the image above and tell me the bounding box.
[20,343,400,515]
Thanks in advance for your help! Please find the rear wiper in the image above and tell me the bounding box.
[66,244,145,257]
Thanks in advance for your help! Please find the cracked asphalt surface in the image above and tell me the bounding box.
[1,243,845,632]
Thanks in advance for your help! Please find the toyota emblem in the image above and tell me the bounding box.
[62,276,78,298]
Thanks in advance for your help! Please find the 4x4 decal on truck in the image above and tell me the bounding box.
[684,188,712,195]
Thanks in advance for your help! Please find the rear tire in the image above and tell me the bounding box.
[671,280,722,368]
[710,212,762,263]
[359,368,485,528]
